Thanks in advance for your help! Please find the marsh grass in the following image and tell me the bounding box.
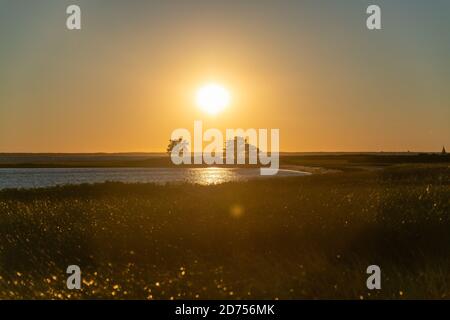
[0,164,449,299]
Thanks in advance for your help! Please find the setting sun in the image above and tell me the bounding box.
[196,83,231,115]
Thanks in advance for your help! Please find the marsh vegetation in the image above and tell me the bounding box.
[0,159,448,299]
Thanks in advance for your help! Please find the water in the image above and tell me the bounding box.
[0,167,310,189]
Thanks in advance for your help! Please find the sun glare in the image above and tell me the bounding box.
[196,83,231,115]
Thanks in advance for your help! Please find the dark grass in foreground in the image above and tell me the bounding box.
[0,165,449,299]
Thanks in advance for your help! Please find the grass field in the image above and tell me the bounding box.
[0,162,449,299]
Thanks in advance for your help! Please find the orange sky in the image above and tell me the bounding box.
[0,1,449,152]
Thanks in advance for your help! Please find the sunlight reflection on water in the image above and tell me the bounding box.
[0,167,310,189]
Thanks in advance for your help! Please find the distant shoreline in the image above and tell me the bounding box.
[0,151,444,157]
[0,153,448,169]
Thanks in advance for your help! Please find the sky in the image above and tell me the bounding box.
[0,0,449,152]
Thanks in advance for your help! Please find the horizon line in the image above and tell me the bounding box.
[0,150,446,155]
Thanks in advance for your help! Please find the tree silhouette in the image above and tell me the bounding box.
[167,137,189,155]
[224,136,260,160]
